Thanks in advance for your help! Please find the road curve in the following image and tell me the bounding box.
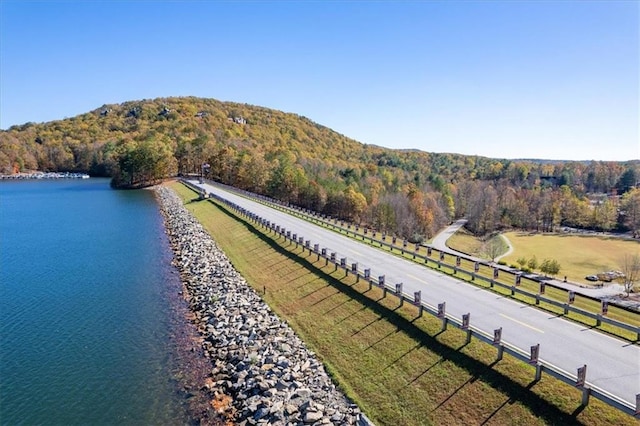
[431,219,474,258]
[190,180,640,409]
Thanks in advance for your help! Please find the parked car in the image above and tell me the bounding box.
[585,275,599,282]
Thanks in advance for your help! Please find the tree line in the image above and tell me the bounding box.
[1,96,638,240]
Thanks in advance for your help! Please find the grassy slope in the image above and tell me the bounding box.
[168,181,635,426]
[445,229,509,259]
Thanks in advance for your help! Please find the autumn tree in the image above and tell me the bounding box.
[590,198,617,231]
[620,189,640,237]
[370,201,396,233]
[466,182,498,235]
[343,186,367,223]
[111,138,177,188]
[619,253,640,296]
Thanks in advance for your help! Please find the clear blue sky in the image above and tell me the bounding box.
[1,0,638,161]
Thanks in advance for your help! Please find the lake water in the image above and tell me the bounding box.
[0,179,195,425]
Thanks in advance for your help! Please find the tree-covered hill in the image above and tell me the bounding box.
[1,96,638,239]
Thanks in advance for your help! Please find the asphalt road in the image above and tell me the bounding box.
[191,180,639,408]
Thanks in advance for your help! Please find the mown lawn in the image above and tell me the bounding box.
[168,181,636,426]
[501,232,640,285]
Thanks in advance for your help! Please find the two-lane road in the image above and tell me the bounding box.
[191,180,639,408]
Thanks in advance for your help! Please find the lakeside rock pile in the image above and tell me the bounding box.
[155,186,371,426]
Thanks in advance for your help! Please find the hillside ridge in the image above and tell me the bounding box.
[2,96,638,239]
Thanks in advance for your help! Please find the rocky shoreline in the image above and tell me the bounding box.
[155,185,370,426]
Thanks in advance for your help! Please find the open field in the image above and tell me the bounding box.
[168,181,635,425]
[501,232,640,285]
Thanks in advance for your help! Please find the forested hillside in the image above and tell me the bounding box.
[1,96,638,239]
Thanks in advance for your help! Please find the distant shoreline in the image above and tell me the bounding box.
[0,172,90,180]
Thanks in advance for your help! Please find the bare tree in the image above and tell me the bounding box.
[619,253,640,297]
[482,235,505,263]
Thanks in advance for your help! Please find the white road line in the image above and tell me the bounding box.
[499,313,545,333]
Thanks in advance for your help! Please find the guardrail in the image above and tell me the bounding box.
[180,179,639,418]
[198,179,640,338]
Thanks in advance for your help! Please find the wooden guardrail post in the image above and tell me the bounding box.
[565,291,575,314]
[414,291,422,317]
[396,283,403,307]
[352,263,359,282]
[530,344,541,382]
[491,267,499,288]
[576,365,590,406]
[494,327,503,361]
[438,302,447,331]
[599,300,609,327]
[365,269,371,290]
[462,313,471,344]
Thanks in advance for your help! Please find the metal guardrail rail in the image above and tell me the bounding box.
[180,179,640,418]
[201,179,640,336]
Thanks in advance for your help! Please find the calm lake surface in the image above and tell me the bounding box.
[0,179,191,425]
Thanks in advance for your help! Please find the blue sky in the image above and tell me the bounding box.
[1,0,638,161]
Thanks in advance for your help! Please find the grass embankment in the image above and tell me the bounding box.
[168,181,634,426]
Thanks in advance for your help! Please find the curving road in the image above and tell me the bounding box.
[190,180,639,409]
